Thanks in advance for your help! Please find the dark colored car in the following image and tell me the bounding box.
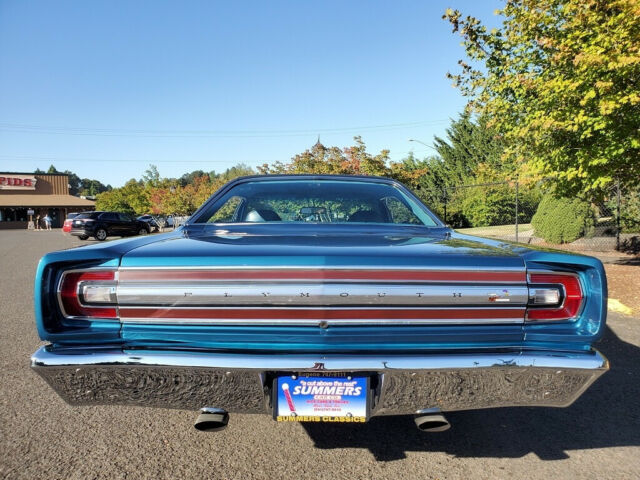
[70,211,151,241]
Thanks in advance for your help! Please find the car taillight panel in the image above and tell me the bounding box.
[58,270,118,320]
[55,269,584,323]
[526,272,583,322]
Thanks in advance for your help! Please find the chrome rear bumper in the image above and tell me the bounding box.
[31,346,608,415]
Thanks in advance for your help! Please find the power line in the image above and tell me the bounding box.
[0,119,449,138]
[0,148,439,165]
[0,154,278,164]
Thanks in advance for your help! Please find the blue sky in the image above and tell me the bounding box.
[0,0,501,187]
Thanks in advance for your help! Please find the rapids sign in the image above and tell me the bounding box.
[0,175,37,190]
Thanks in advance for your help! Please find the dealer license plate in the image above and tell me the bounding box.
[274,375,369,423]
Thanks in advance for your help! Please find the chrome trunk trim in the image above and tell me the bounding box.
[115,283,530,307]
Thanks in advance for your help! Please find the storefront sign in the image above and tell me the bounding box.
[27,209,35,216]
[0,175,37,190]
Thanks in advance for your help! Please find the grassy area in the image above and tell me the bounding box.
[456,223,533,237]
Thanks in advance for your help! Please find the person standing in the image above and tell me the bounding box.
[43,214,52,230]
[35,214,41,231]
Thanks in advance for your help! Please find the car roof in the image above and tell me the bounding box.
[226,174,397,184]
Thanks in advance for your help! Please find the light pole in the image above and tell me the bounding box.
[168,185,176,230]
[408,138,438,152]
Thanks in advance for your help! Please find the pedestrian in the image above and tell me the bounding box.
[35,214,41,230]
[43,214,52,230]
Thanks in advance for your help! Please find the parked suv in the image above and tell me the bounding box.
[70,211,151,241]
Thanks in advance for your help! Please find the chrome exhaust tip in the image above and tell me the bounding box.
[414,408,450,432]
[194,407,229,432]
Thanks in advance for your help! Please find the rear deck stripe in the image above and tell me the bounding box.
[118,269,526,283]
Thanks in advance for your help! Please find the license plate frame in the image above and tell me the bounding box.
[273,374,370,423]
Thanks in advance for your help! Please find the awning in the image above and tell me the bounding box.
[0,194,95,207]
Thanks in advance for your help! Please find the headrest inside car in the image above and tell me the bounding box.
[245,209,282,222]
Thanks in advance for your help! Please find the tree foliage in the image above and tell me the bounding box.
[95,179,149,215]
[40,164,110,196]
[444,0,640,196]
[407,114,541,227]
[96,165,256,216]
[258,136,427,191]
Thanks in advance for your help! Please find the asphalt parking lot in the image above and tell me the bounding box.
[1,229,639,480]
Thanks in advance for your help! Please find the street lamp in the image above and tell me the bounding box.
[167,185,176,230]
[408,138,438,152]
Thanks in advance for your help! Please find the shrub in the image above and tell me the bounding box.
[455,184,541,228]
[531,194,595,243]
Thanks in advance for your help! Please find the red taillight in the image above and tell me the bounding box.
[58,270,118,319]
[526,273,583,321]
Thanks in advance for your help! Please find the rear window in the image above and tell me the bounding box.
[194,179,438,227]
[75,212,101,219]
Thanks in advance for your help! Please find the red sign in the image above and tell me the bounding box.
[0,175,37,190]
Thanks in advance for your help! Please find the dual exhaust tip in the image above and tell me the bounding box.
[194,407,229,432]
[194,407,450,433]
[414,409,451,432]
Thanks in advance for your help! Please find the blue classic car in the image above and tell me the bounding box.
[31,175,608,432]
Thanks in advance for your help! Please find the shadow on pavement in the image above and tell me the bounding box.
[613,254,640,265]
[302,326,640,461]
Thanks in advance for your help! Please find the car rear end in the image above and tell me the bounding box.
[30,176,609,431]
[62,213,80,233]
[30,231,608,429]
[69,212,100,238]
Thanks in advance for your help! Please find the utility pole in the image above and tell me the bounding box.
[616,179,621,251]
[515,176,519,243]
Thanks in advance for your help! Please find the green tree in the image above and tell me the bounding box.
[39,164,107,196]
[216,164,254,184]
[432,113,509,188]
[444,0,640,196]
[404,114,526,226]
[178,170,207,186]
[259,137,394,177]
[142,164,161,187]
[78,179,111,197]
[95,179,150,215]
[95,188,131,213]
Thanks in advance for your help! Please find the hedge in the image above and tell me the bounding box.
[531,194,595,244]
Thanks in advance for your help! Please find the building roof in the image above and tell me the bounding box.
[0,195,95,207]
[0,172,70,177]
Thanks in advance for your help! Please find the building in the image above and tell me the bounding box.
[0,172,95,229]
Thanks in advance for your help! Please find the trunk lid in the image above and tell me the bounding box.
[117,228,527,352]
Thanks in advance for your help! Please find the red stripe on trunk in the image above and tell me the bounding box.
[119,269,526,283]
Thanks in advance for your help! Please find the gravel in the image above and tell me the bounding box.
[1,229,639,480]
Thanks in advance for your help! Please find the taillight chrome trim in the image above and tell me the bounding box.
[56,268,120,321]
[526,271,583,322]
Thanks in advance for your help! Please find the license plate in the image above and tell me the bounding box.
[274,375,368,423]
